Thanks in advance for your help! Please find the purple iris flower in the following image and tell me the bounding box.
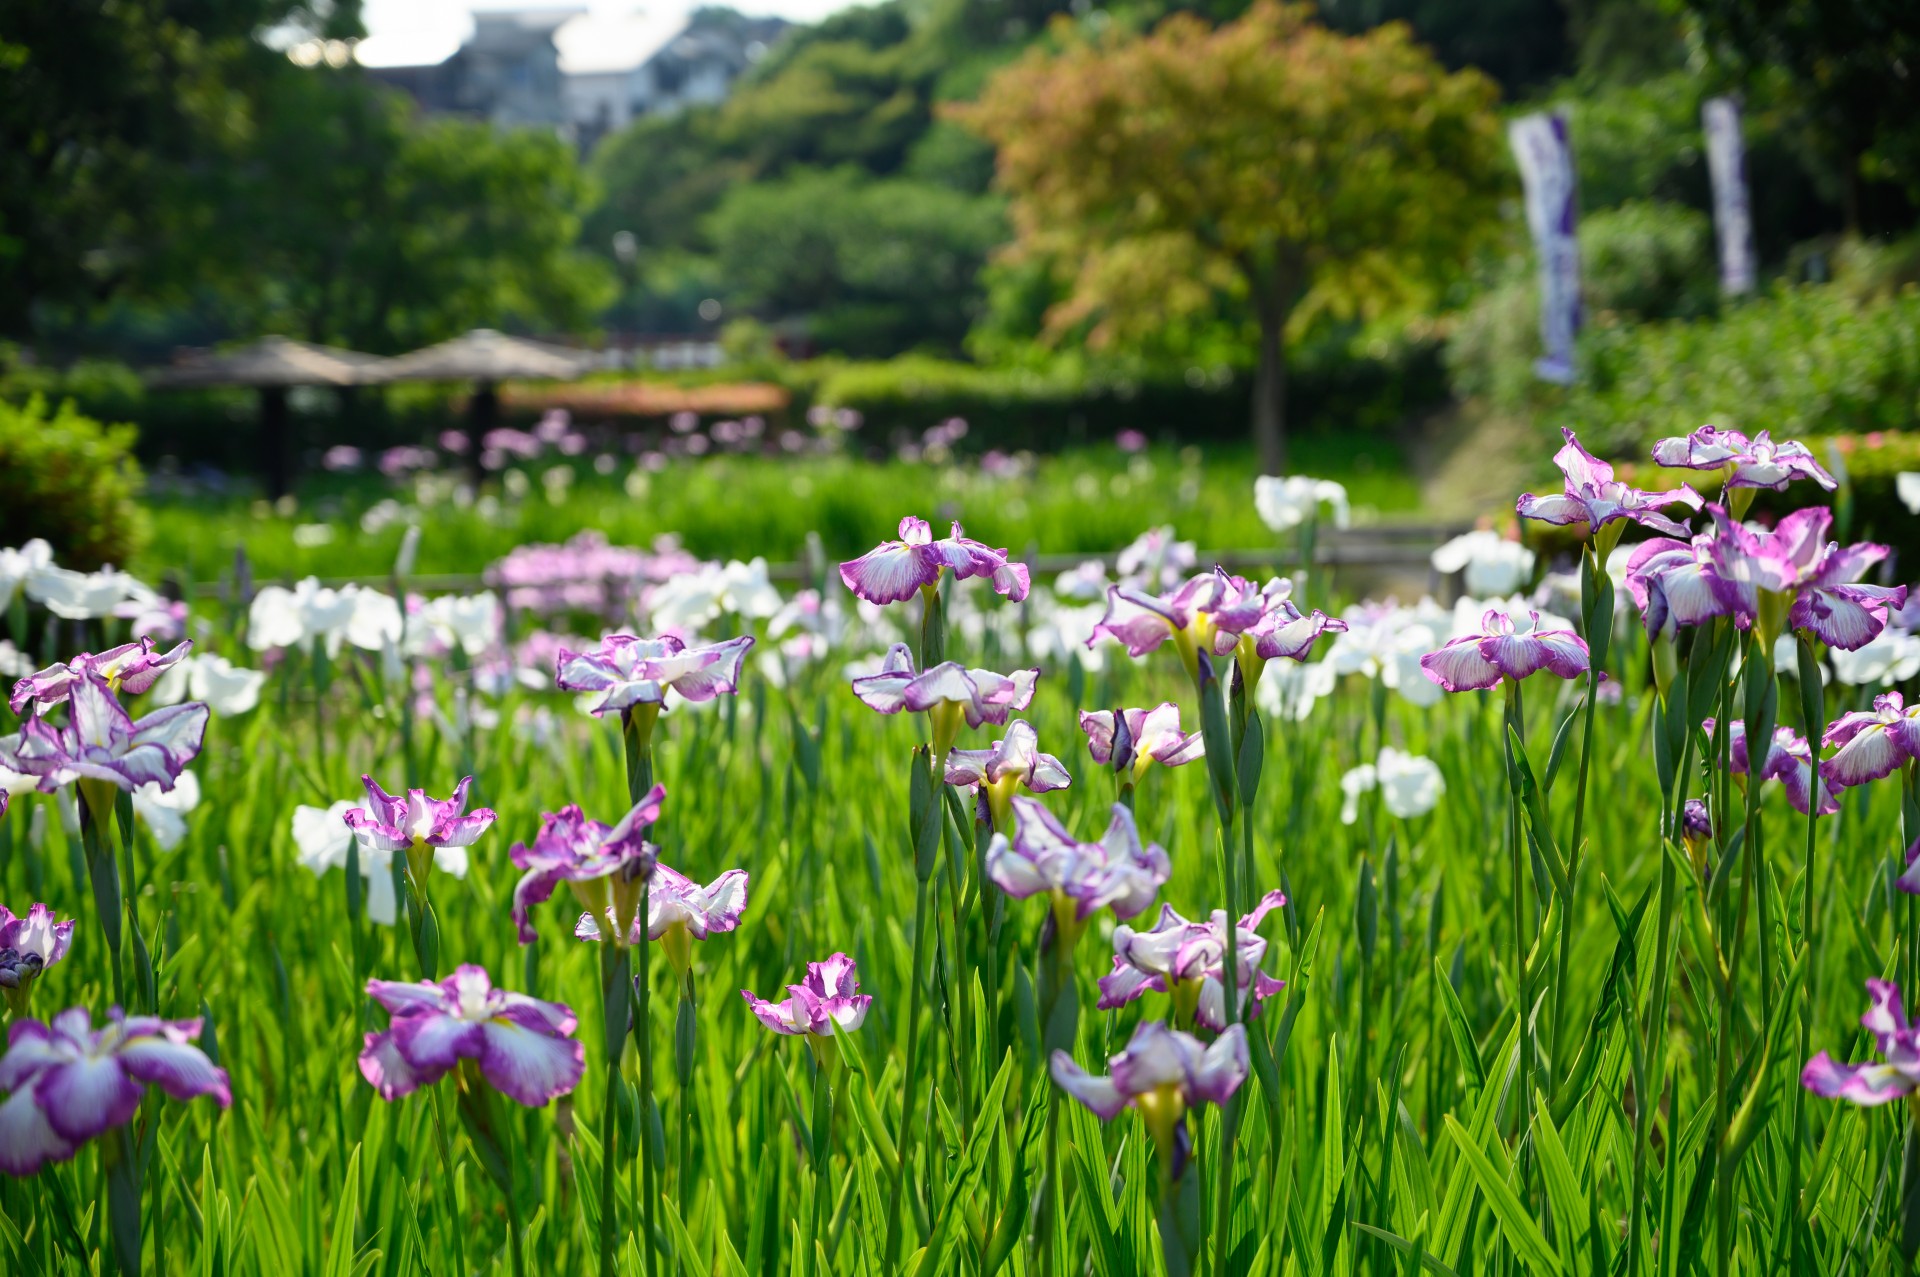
[1651,426,1838,492]
[1705,718,1839,816]
[0,1007,230,1176]
[838,516,1030,605]
[741,952,872,1037]
[10,637,192,716]
[574,862,749,974]
[555,633,754,716]
[361,966,583,1106]
[1080,704,1204,778]
[1050,1020,1248,1177]
[1820,692,1920,790]
[1088,570,1344,666]
[851,643,1039,732]
[1516,428,1703,539]
[1623,533,1724,635]
[343,774,497,891]
[0,904,73,1014]
[1419,608,1589,693]
[1680,506,1904,648]
[0,674,206,798]
[984,796,1169,937]
[509,787,663,945]
[1097,889,1288,1032]
[1803,979,1920,1106]
[945,720,1071,829]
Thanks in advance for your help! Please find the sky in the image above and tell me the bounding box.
[355,1,861,70]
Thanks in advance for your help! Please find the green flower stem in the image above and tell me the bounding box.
[1715,631,1772,1277]
[79,783,126,1009]
[1033,920,1079,1277]
[1552,543,1609,1085]
[598,941,631,1277]
[882,869,934,1271]
[803,1043,837,1276]
[1789,634,1823,1232]
[1501,677,1531,1134]
[674,968,696,1216]
[499,1091,529,1277]
[620,703,658,1277]
[632,895,657,1277]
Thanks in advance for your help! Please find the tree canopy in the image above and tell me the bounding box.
[955,1,1503,469]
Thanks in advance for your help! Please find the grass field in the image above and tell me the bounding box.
[4,441,1919,1277]
[135,439,1421,583]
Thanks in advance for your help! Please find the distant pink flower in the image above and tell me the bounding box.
[742,953,871,1037]
[1419,609,1588,692]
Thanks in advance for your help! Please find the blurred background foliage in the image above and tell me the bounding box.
[1,0,1917,488]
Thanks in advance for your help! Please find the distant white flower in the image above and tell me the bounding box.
[1340,748,1444,824]
[1898,472,1920,515]
[345,589,404,651]
[1114,526,1197,592]
[1431,530,1535,597]
[1254,475,1350,533]
[0,539,55,612]
[150,653,268,715]
[1829,626,1920,687]
[248,578,358,653]
[28,564,145,620]
[1254,654,1337,722]
[1054,560,1110,601]
[649,558,782,633]
[1377,748,1445,818]
[408,592,499,657]
[1338,762,1377,825]
[1323,601,1448,708]
[292,524,336,548]
[132,770,201,851]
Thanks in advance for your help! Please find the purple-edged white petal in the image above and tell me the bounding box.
[478,1019,585,1105]
[35,1055,143,1142]
[1049,1050,1129,1120]
[839,540,938,606]
[1802,1053,1915,1106]
[116,1036,231,1106]
[359,1029,433,1099]
[1188,1024,1251,1107]
[1420,636,1502,693]
[0,1086,76,1175]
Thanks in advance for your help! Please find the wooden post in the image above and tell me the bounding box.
[260,387,293,500]
[467,379,498,487]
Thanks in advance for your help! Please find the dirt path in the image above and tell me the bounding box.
[1408,401,1544,523]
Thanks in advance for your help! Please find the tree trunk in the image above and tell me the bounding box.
[1252,308,1287,476]
[467,380,498,488]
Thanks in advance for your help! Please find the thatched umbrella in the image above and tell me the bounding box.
[381,329,593,483]
[146,336,391,499]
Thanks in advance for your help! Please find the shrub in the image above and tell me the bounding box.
[1580,200,1716,321]
[1556,283,1920,454]
[0,396,150,570]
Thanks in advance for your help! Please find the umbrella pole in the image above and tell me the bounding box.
[467,379,497,488]
[260,387,292,501]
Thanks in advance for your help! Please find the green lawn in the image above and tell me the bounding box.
[137,439,1421,583]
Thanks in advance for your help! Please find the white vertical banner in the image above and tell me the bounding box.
[1508,110,1581,385]
[1702,96,1756,296]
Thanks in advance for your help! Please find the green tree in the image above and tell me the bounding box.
[1682,0,1920,225]
[196,70,612,352]
[956,1,1502,471]
[707,167,1004,356]
[0,1,359,337]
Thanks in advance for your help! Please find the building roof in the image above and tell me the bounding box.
[146,336,390,388]
[382,328,592,382]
